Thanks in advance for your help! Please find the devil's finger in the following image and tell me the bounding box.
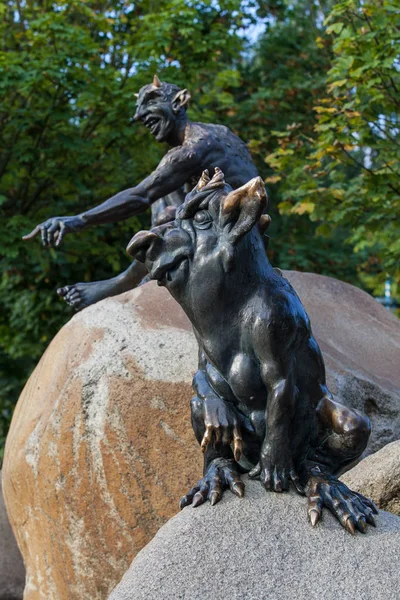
[40,226,48,247]
[22,225,41,241]
[46,222,61,247]
[55,221,66,247]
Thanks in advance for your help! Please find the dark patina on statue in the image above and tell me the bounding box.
[23,76,261,311]
[127,168,377,533]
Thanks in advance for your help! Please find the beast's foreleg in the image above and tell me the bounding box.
[179,394,245,508]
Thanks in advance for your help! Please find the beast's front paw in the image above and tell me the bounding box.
[201,397,244,461]
[179,458,244,509]
[249,443,304,494]
[307,469,378,534]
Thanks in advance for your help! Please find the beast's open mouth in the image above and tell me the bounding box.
[151,256,188,285]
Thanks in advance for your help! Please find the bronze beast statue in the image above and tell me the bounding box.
[127,168,377,533]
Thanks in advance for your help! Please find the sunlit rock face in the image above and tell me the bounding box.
[108,479,400,600]
[3,273,400,599]
[2,283,201,600]
[341,440,400,515]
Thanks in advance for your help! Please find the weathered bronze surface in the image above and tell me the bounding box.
[23,76,260,311]
[127,168,377,533]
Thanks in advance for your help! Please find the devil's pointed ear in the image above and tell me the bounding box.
[172,89,191,113]
[221,177,268,246]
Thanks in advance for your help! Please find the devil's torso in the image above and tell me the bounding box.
[183,121,259,189]
[151,121,258,224]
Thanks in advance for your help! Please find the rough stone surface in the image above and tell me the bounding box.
[108,478,400,600]
[2,272,400,600]
[0,472,25,600]
[285,271,400,454]
[341,440,400,515]
[3,283,202,600]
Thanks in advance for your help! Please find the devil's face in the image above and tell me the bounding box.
[127,169,268,300]
[133,80,186,143]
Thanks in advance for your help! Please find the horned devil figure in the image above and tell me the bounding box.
[127,168,377,533]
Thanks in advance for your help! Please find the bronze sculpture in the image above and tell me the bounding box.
[23,75,260,311]
[126,168,377,533]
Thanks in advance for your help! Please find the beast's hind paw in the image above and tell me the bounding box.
[306,469,378,534]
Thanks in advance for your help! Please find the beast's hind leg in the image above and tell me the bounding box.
[306,397,377,533]
[314,396,371,473]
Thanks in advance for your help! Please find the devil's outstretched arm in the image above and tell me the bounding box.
[23,145,202,247]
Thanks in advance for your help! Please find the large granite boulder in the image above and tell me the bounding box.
[341,440,400,515]
[108,478,400,600]
[2,272,400,600]
[0,472,25,600]
[288,271,400,454]
[3,283,202,600]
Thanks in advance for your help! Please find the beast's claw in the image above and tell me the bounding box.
[192,491,207,507]
[232,482,245,497]
[365,511,376,527]
[248,463,261,479]
[356,516,367,534]
[307,472,377,534]
[210,491,220,506]
[345,517,356,535]
[309,509,320,527]
[180,458,244,509]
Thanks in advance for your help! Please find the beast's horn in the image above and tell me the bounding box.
[197,170,210,190]
[153,74,162,88]
[210,167,225,186]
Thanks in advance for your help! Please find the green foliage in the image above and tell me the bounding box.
[229,0,365,281]
[267,0,400,296]
[0,0,397,457]
[0,0,252,455]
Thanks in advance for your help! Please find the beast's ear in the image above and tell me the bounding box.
[172,89,191,112]
[221,177,268,245]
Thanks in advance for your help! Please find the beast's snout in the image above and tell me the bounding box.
[126,230,162,262]
[127,222,192,287]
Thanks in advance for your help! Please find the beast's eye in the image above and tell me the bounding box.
[193,210,212,229]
